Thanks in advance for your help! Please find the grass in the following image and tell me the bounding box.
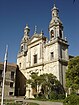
[28,103,39,105]
[0,100,39,105]
[5,103,21,105]
[0,99,39,105]
[4,102,39,105]
[0,98,64,105]
[30,97,64,102]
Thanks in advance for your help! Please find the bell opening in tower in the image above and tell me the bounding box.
[59,30,62,38]
[51,30,54,38]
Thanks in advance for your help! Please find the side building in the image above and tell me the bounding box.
[0,62,26,97]
[17,4,69,98]
[0,62,17,97]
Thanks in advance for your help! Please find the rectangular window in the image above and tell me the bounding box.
[50,52,54,60]
[10,82,13,88]
[9,92,13,96]
[0,82,2,87]
[11,71,14,80]
[0,70,2,77]
[34,54,37,64]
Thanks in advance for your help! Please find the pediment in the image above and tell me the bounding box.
[30,34,41,43]
[31,37,39,43]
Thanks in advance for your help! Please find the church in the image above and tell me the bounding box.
[17,4,69,98]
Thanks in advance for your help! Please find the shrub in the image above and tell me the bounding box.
[36,92,46,100]
[49,91,58,100]
[58,94,65,99]
[63,94,79,105]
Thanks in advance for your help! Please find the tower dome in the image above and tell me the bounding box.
[24,24,30,35]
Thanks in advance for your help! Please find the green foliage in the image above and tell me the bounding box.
[39,73,65,99]
[5,103,21,105]
[49,92,65,100]
[66,56,79,91]
[27,72,65,100]
[49,91,58,100]
[58,94,65,100]
[28,102,39,105]
[5,103,39,105]
[37,92,46,100]
[27,72,38,89]
[63,94,79,105]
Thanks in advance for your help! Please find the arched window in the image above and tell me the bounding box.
[21,46,23,52]
[19,63,21,68]
[59,30,62,38]
[51,30,54,38]
[50,52,54,60]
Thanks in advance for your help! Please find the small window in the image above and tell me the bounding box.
[59,30,62,38]
[19,63,21,68]
[11,71,14,80]
[21,46,23,52]
[0,82,2,87]
[10,82,13,88]
[50,52,54,60]
[9,92,13,96]
[34,54,37,64]
[51,30,54,38]
[0,70,2,76]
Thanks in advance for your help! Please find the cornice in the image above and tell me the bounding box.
[26,63,44,69]
[44,37,69,47]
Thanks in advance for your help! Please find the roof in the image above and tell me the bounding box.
[0,62,17,71]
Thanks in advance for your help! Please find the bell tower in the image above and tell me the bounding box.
[49,4,63,40]
[20,24,30,53]
[48,3,69,87]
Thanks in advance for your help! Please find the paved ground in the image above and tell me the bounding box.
[2,97,63,105]
[25,100,63,105]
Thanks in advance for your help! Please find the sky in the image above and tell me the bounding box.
[0,0,79,63]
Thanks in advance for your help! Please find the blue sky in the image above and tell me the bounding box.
[0,0,79,63]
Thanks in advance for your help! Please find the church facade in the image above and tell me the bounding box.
[17,4,69,98]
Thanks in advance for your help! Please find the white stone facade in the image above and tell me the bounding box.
[17,4,69,98]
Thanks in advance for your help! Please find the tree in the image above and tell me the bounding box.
[26,72,39,96]
[27,73,65,99]
[66,56,79,92]
[38,73,65,99]
[39,73,56,99]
